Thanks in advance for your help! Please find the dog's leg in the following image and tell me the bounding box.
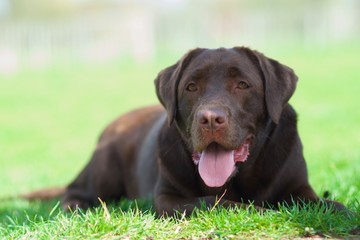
[154,194,263,216]
[62,143,125,211]
[284,185,346,212]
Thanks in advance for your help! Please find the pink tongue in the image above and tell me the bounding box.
[198,144,235,187]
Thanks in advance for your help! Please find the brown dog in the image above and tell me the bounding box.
[61,47,345,215]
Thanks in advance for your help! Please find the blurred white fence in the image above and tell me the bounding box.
[0,1,359,73]
[0,9,155,73]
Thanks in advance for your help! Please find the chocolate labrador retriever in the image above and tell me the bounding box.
[62,47,345,215]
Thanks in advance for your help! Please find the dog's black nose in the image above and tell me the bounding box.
[197,109,227,131]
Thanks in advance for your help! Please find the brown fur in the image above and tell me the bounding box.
[60,47,345,215]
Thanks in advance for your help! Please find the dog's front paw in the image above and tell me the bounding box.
[62,199,91,212]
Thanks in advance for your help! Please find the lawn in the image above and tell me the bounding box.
[0,43,359,239]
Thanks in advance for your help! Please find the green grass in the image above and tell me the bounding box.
[1,43,359,238]
[1,200,359,239]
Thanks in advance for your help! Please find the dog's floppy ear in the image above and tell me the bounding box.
[155,48,204,125]
[240,47,298,124]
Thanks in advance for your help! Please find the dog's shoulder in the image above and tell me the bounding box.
[280,104,298,125]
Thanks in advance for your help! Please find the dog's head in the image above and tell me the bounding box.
[155,47,298,187]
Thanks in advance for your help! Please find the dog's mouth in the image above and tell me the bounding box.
[192,138,251,187]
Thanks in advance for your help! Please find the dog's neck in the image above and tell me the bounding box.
[247,118,276,165]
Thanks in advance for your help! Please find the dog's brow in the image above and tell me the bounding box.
[187,68,208,80]
[226,66,242,77]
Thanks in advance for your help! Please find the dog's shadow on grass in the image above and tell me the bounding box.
[0,198,62,227]
[276,200,360,238]
[0,198,154,228]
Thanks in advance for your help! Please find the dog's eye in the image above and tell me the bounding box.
[236,81,249,89]
[186,83,198,92]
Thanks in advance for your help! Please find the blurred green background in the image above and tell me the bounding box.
[0,0,359,204]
